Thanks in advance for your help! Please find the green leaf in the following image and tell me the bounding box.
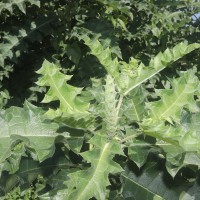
[0,142,26,175]
[39,169,69,200]
[123,86,147,121]
[142,110,200,176]
[18,156,71,182]
[122,162,185,200]
[47,111,94,131]
[0,154,71,194]
[36,60,90,115]
[128,140,151,168]
[81,35,120,80]
[80,33,200,95]
[179,112,200,152]
[148,70,199,123]
[0,101,67,164]
[66,134,123,200]
[123,42,200,95]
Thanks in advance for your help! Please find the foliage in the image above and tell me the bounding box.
[1,0,200,199]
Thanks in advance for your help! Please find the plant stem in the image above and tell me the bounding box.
[116,95,123,117]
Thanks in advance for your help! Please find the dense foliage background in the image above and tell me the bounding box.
[0,0,200,199]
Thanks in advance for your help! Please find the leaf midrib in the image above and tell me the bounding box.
[131,100,140,121]
[18,163,72,175]
[121,173,164,199]
[49,74,74,112]
[76,142,111,200]
[123,44,200,95]
[160,85,186,119]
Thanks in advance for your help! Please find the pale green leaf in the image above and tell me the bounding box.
[179,112,200,152]
[123,86,147,121]
[36,60,90,115]
[0,142,26,176]
[148,70,199,123]
[80,33,200,95]
[66,134,123,200]
[46,110,94,131]
[0,101,68,164]
[128,139,151,168]
[142,111,200,176]
[124,43,200,95]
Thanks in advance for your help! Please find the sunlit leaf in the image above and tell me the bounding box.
[66,134,123,200]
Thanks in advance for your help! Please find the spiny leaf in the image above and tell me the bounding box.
[0,101,68,165]
[123,42,200,95]
[142,111,200,176]
[63,114,94,130]
[36,60,90,115]
[17,157,71,182]
[79,32,200,95]
[141,119,180,145]
[82,34,121,80]
[127,140,152,168]
[123,86,147,122]
[179,111,200,153]
[142,114,200,153]
[147,70,199,123]
[46,110,94,131]
[0,155,72,195]
[39,169,69,200]
[66,134,123,200]
[141,120,187,177]
[0,142,26,176]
